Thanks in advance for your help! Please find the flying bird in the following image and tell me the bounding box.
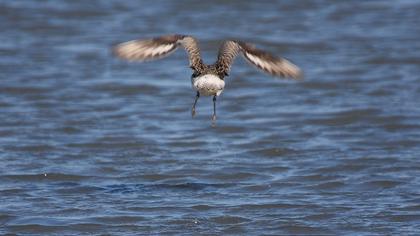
[113,34,302,123]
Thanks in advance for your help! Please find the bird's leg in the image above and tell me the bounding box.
[212,95,217,122]
[191,91,200,117]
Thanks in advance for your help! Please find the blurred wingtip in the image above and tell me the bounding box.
[279,59,303,80]
[293,68,304,80]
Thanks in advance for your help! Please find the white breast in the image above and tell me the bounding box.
[191,74,225,96]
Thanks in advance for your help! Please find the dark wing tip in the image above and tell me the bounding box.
[112,42,130,59]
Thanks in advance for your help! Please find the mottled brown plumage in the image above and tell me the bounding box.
[113,34,302,123]
[113,34,302,79]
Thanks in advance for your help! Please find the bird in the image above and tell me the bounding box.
[113,34,302,123]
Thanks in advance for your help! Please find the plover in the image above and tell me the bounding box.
[113,34,302,123]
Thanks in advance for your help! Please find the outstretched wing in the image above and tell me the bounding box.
[113,34,204,71]
[216,40,302,79]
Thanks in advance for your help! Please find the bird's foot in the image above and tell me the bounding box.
[191,108,196,117]
[211,114,216,126]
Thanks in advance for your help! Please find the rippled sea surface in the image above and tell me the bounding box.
[1,0,420,235]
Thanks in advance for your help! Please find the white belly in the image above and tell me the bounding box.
[191,74,225,96]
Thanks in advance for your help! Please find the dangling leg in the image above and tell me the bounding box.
[212,95,217,122]
[191,91,200,117]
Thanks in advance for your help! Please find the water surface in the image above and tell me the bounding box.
[1,0,420,235]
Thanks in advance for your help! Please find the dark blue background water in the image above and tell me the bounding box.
[1,0,420,235]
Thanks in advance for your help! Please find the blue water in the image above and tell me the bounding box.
[1,0,420,235]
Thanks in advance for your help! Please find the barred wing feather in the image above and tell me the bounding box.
[113,34,204,70]
[216,40,302,79]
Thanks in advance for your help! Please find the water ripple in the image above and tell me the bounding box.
[1,0,420,235]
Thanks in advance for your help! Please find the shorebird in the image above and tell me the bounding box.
[113,34,302,123]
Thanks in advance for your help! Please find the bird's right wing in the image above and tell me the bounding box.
[113,34,204,71]
[216,40,302,79]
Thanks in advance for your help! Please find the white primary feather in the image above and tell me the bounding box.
[245,52,271,70]
[143,44,173,56]
[155,44,174,55]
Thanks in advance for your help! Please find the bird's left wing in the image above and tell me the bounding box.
[113,34,204,71]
